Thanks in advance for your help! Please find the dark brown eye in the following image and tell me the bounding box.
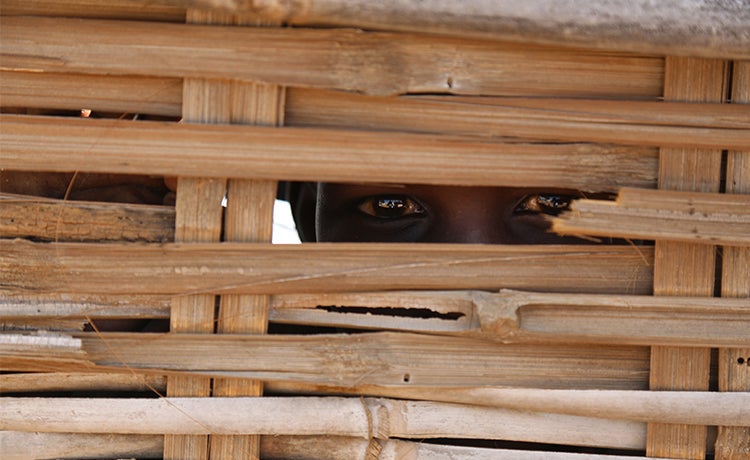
[357,195,425,219]
[515,193,575,216]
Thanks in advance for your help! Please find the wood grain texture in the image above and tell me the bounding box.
[0,16,664,98]
[0,114,658,191]
[0,193,175,242]
[1,240,655,295]
[648,56,729,460]
[0,0,186,21]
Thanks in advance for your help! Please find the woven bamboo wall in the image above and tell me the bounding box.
[1,1,749,459]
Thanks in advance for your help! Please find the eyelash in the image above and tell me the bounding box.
[357,195,426,219]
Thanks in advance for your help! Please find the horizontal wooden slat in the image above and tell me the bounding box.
[0,193,175,242]
[0,71,182,116]
[0,115,658,190]
[1,331,649,389]
[0,396,645,449]
[0,294,170,319]
[1,239,655,295]
[553,187,750,246]
[0,16,664,97]
[163,0,750,59]
[0,372,166,394]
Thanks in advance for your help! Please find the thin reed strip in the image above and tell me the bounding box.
[0,114,658,191]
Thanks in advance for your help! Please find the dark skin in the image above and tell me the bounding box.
[309,183,611,244]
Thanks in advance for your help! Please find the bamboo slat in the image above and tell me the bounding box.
[0,294,170,320]
[270,290,750,347]
[647,56,728,459]
[0,193,175,242]
[1,332,650,390]
[716,61,750,460]
[163,0,750,59]
[0,114,658,191]
[0,432,164,460]
[552,187,750,246]
[0,16,664,98]
[1,240,655,295]
[0,396,647,449]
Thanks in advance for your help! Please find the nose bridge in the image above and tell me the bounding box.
[431,203,514,244]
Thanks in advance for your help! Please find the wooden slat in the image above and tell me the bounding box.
[2,332,650,390]
[552,188,750,246]
[0,71,182,116]
[716,60,750,460]
[165,0,750,59]
[0,372,166,394]
[0,114,659,191]
[0,16,664,98]
[0,294,170,320]
[647,57,729,459]
[0,0,185,21]
[1,240,655,295]
[0,193,174,242]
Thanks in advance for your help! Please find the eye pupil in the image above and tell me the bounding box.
[378,198,405,210]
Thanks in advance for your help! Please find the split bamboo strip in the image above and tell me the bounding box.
[0,396,647,449]
[0,71,182,116]
[0,193,175,242]
[1,240,655,295]
[164,0,750,59]
[0,372,166,394]
[552,188,750,246]
[716,61,750,460]
[0,16,664,98]
[287,90,750,150]
[0,0,185,21]
[0,432,676,460]
[2,332,650,390]
[269,290,750,347]
[648,56,728,459]
[0,114,659,191]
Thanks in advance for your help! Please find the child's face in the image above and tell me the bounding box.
[313,183,610,244]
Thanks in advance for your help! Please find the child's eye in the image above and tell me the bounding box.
[357,195,426,219]
[515,193,575,216]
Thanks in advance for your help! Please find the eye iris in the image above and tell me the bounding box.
[537,194,571,214]
[377,198,405,210]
